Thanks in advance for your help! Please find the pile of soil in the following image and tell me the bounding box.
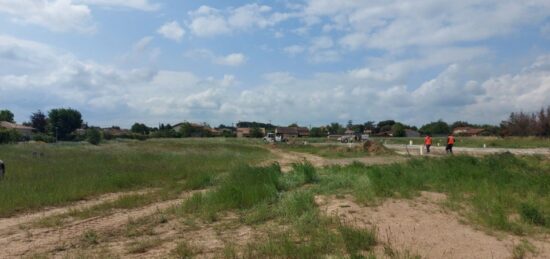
[363,140,392,154]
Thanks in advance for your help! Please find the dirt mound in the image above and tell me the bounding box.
[363,140,391,154]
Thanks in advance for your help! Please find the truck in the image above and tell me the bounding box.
[263,132,285,143]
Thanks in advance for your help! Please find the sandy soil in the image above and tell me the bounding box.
[264,146,407,172]
[316,192,550,259]
[0,190,200,258]
[0,189,156,236]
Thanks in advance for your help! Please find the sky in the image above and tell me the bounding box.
[1,0,550,128]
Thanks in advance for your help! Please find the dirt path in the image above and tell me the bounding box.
[0,190,200,258]
[0,189,156,236]
[316,193,550,259]
[264,147,407,172]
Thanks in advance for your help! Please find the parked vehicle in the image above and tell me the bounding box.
[263,132,285,143]
[338,133,369,143]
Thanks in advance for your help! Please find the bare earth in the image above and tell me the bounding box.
[316,192,550,259]
[264,146,407,172]
[1,147,549,258]
[0,190,200,258]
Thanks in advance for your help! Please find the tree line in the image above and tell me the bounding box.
[2,105,550,144]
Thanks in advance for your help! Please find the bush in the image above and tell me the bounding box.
[0,128,20,144]
[292,162,318,184]
[87,128,102,145]
[520,203,546,226]
[32,133,56,143]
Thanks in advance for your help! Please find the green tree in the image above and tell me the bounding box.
[86,128,102,145]
[0,110,15,123]
[326,122,344,135]
[310,127,327,137]
[250,127,264,138]
[48,108,83,140]
[30,110,48,133]
[131,123,150,135]
[391,123,406,137]
[420,120,450,135]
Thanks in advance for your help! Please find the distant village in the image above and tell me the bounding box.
[2,105,550,144]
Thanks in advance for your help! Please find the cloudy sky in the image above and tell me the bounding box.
[1,0,550,128]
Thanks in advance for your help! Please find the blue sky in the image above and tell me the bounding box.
[1,0,550,128]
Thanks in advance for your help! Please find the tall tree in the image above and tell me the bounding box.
[131,123,150,135]
[420,120,450,135]
[30,110,48,133]
[0,110,15,123]
[48,108,83,140]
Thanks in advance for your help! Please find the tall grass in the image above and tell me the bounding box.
[319,153,550,234]
[0,139,268,217]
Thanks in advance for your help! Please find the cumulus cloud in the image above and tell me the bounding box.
[185,49,246,67]
[157,21,185,42]
[215,53,247,66]
[0,0,94,33]
[300,0,550,51]
[187,4,293,37]
[77,0,160,11]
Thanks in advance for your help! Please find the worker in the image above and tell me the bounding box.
[424,135,432,153]
[446,133,455,154]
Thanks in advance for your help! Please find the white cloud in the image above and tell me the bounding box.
[283,45,305,56]
[215,53,247,66]
[77,0,160,11]
[187,4,294,37]
[0,0,94,33]
[157,21,185,42]
[300,0,550,51]
[185,49,246,67]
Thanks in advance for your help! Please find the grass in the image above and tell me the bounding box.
[378,136,550,148]
[172,241,198,258]
[317,153,550,235]
[0,138,268,217]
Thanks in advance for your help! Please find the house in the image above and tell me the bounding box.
[296,127,310,137]
[405,129,421,137]
[102,127,131,137]
[236,127,266,138]
[0,121,35,138]
[453,127,486,137]
[275,127,310,139]
[344,129,355,135]
[276,127,299,139]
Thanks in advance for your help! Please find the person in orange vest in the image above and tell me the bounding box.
[446,133,456,154]
[424,134,432,153]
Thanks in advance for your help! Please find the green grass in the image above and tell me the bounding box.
[378,136,550,148]
[317,153,550,235]
[0,138,268,217]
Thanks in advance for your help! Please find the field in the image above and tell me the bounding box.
[0,138,549,258]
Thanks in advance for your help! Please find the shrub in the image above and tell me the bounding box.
[292,162,319,184]
[87,128,102,145]
[0,128,20,144]
[32,133,55,143]
[520,203,546,226]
